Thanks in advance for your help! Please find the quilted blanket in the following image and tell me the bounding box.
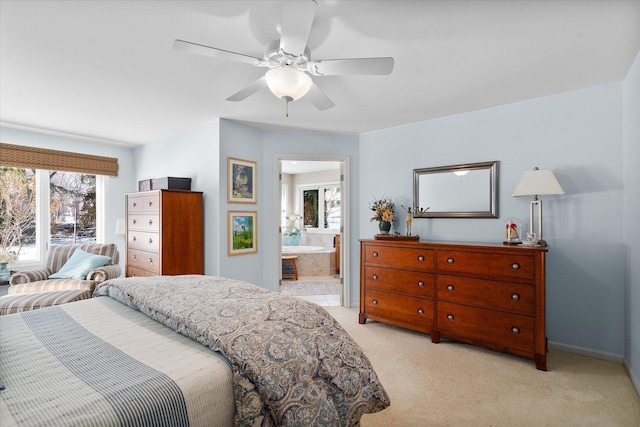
[95,275,390,426]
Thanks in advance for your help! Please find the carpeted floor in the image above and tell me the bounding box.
[325,306,640,427]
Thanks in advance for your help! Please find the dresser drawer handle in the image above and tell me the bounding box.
[447,257,455,264]
[511,293,520,301]
[417,281,425,288]
[417,309,424,315]
[372,299,378,305]
[132,254,137,261]
[511,326,521,334]
[132,236,137,241]
[132,219,137,224]
[133,202,137,207]
[148,258,153,264]
[148,238,153,244]
[372,251,379,257]
[148,201,153,207]
[148,219,153,225]
[447,314,455,321]
[446,284,455,291]
[512,263,520,270]
[418,255,425,262]
[372,274,378,280]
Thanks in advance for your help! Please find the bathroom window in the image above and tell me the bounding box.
[299,184,340,231]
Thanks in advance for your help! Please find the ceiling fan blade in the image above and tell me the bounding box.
[173,40,265,67]
[308,57,395,76]
[279,0,317,57]
[226,76,268,102]
[306,83,335,111]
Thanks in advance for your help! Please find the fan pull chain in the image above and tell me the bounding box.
[282,95,293,117]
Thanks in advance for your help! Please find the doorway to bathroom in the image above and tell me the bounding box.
[276,157,350,307]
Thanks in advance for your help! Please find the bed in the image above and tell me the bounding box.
[0,275,390,426]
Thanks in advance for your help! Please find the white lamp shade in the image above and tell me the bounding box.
[512,169,565,197]
[265,67,313,101]
[115,218,126,235]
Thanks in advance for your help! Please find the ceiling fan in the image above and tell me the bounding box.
[173,0,394,116]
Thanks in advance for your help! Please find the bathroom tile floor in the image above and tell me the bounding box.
[280,275,341,307]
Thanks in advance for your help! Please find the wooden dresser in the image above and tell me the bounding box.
[125,190,203,277]
[359,239,548,370]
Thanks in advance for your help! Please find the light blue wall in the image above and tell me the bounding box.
[360,83,626,358]
[260,130,360,293]
[623,51,640,392]
[0,126,136,272]
[218,120,264,285]
[134,119,221,275]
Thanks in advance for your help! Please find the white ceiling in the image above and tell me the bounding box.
[1,1,639,147]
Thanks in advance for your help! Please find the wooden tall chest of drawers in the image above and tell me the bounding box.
[125,190,203,277]
[359,239,548,370]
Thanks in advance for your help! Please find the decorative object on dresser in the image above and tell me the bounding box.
[369,196,395,236]
[512,167,565,247]
[360,239,548,370]
[125,190,203,277]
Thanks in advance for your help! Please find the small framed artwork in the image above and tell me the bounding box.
[228,157,257,203]
[228,210,257,256]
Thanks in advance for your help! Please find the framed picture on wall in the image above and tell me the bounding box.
[228,157,257,203]
[228,210,258,256]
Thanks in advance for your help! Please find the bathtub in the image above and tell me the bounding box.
[282,245,336,276]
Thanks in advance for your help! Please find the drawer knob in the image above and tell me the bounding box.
[512,263,521,270]
[372,251,379,257]
[511,326,521,334]
[511,293,520,301]
[372,274,378,280]
[417,309,424,315]
[417,281,425,287]
[418,255,425,262]
[132,236,137,241]
[148,258,153,264]
[132,254,137,261]
[447,314,455,321]
[148,238,153,244]
[148,201,153,207]
[148,219,153,225]
[133,202,137,207]
[447,284,455,291]
[372,299,379,305]
[132,219,137,224]
[447,257,455,264]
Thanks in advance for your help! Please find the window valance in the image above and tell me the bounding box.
[0,142,119,176]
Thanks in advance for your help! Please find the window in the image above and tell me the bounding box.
[0,167,103,267]
[299,183,341,231]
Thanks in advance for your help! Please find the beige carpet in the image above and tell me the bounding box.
[325,306,640,427]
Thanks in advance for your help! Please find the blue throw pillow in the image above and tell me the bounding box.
[49,248,111,280]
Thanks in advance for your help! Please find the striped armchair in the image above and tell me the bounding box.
[8,243,121,295]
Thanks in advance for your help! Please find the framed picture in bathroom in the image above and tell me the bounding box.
[228,210,257,256]
[228,157,257,203]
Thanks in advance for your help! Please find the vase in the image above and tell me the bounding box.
[378,221,391,235]
[282,234,300,246]
[0,262,9,277]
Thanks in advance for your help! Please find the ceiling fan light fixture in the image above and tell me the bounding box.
[265,67,312,101]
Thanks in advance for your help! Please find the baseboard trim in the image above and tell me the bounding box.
[548,341,624,364]
[623,362,640,398]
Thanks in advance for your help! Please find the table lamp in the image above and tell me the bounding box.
[512,167,564,246]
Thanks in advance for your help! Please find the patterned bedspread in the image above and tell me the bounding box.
[94,275,390,426]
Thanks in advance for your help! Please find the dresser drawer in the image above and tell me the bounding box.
[128,214,159,232]
[127,230,160,252]
[127,249,160,274]
[127,194,159,213]
[364,266,434,298]
[127,266,159,278]
[437,275,534,315]
[365,289,433,333]
[436,250,535,280]
[364,245,434,272]
[436,301,534,353]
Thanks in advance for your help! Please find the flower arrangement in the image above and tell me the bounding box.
[284,213,302,236]
[0,250,17,264]
[370,197,395,223]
